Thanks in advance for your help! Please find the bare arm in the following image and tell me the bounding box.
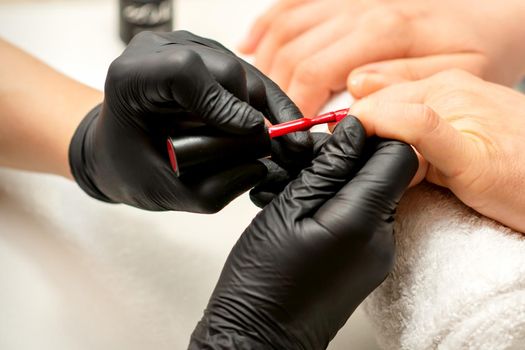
[0,38,103,178]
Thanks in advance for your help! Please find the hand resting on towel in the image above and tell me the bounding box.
[347,69,525,233]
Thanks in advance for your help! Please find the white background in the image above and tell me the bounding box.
[0,0,378,349]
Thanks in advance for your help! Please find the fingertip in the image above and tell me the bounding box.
[347,99,378,138]
[238,38,257,55]
[409,150,427,188]
[329,115,367,156]
[347,72,396,98]
[240,17,269,54]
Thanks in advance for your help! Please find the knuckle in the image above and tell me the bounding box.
[293,61,320,85]
[273,46,295,71]
[219,56,245,79]
[167,47,200,70]
[361,6,406,30]
[107,55,136,85]
[417,104,440,135]
[267,15,294,42]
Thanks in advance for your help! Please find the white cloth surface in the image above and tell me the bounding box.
[0,1,376,349]
[364,183,525,350]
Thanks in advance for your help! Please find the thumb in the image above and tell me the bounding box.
[348,53,487,98]
[249,132,331,208]
[272,116,367,221]
[314,138,417,235]
[350,99,472,187]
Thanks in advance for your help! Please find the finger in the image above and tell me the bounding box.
[245,69,268,111]
[268,16,357,90]
[350,99,471,181]
[242,62,314,168]
[150,49,265,134]
[348,53,487,98]
[250,132,330,207]
[238,0,313,54]
[185,161,268,214]
[249,158,291,208]
[253,1,341,74]
[190,46,250,102]
[287,19,410,117]
[314,138,417,235]
[410,149,428,188]
[263,75,312,163]
[272,116,366,221]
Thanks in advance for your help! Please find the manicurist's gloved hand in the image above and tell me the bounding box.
[189,116,418,349]
[69,30,312,213]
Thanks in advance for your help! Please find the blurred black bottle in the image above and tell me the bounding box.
[119,0,174,44]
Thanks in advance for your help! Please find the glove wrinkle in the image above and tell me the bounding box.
[191,117,418,349]
[69,31,302,213]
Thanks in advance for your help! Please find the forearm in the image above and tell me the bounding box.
[0,38,103,178]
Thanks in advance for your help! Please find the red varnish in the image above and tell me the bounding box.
[268,108,349,138]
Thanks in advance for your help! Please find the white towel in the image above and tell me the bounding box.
[363,182,525,350]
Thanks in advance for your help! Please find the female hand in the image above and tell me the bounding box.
[347,69,525,232]
[240,0,525,117]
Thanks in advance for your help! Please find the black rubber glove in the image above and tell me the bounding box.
[250,132,330,208]
[189,116,418,349]
[69,30,312,213]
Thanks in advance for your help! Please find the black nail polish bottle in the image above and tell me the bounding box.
[119,0,174,44]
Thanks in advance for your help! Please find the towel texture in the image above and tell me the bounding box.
[364,183,525,350]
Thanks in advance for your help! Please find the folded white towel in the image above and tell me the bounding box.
[364,183,525,350]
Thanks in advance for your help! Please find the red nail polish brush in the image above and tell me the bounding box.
[167,108,349,177]
[268,108,349,138]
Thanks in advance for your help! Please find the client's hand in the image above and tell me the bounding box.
[189,116,417,349]
[348,69,525,232]
[240,0,525,117]
[69,30,313,213]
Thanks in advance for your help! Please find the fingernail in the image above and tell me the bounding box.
[349,73,368,93]
[349,73,392,97]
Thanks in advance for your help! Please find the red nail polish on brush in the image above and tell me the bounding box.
[267,108,349,138]
[167,108,350,177]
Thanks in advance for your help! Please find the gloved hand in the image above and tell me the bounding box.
[250,131,330,207]
[69,30,312,213]
[189,116,418,349]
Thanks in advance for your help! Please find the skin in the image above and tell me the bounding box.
[342,69,525,233]
[240,0,525,117]
[0,38,103,178]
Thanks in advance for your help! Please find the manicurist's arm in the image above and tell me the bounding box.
[0,38,102,178]
[0,31,314,213]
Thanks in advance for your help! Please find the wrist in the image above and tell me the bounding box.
[68,104,115,203]
[58,88,103,179]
